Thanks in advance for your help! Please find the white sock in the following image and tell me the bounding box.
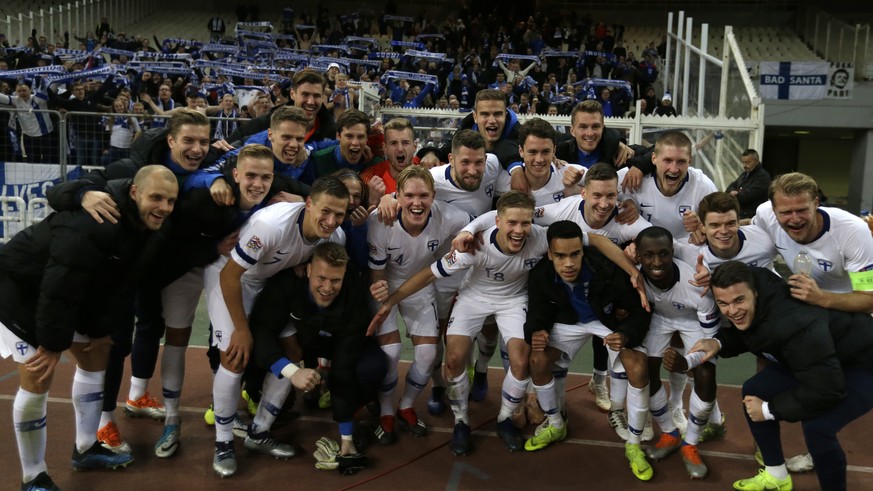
[13,388,48,482]
[593,370,607,385]
[72,367,105,453]
[99,410,115,428]
[684,390,715,445]
[609,369,629,408]
[709,400,723,424]
[128,376,149,402]
[378,343,402,416]
[447,370,469,425]
[400,343,436,410]
[767,464,789,480]
[474,331,498,372]
[650,385,676,434]
[533,379,563,428]
[668,371,687,410]
[212,365,243,442]
[626,384,649,445]
[252,372,292,433]
[497,371,529,422]
[161,344,187,425]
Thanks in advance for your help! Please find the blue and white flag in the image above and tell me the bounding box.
[759,61,828,100]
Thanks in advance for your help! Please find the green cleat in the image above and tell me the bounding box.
[204,404,215,425]
[523,421,566,451]
[625,443,653,481]
[699,415,727,443]
[241,390,258,417]
[733,469,793,491]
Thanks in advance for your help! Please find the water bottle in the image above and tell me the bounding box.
[794,250,813,276]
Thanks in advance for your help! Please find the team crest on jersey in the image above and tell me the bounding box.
[678,205,692,217]
[524,258,538,269]
[428,240,439,251]
[444,250,457,266]
[552,192,564,202]
[817,259,833,272]
[534,207,545,218]
[245,235,263,252]
[215,330,223,343]
[15,341,28,356]
[672,301,686,310]
[485,183,494,198]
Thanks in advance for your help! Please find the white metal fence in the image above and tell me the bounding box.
[1,0,156,46]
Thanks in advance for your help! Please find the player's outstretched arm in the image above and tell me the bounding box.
[367,266,437,335]
[588,233,650,311]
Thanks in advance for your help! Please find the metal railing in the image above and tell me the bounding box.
[796,4,872,80]
[0,106,254,240]
[0,0,157,46]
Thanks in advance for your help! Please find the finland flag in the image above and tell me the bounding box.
[759,61,828,100]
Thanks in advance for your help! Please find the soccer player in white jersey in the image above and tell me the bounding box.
[536,163,652,244]
[379,129,503,413]
[674,192,777,271]
[635,227,721,480]
[750,172,873,473]
[207,177,348,477]
[523,220,656,482]
[367,166,473,444]
[533,162,652,437]
[624,131,717,240]
[670,192,778,446]
[623,131,717,429]
[428,192,643,455]
[369,192,546,455]
[753,172,873,312]
[152,145,276,460]
[495,118,585,205]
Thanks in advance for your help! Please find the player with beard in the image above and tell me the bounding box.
[748,172,873,472]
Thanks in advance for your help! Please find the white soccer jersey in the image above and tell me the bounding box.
[430,152,502,216]
[674,225,777,270]
[368,200,472,289]
[231,202,346,286]
[644,259,720,330]
[621,167,717,239]
[533,195,651,245]
[753,202,873,292]
[496,163,586,206]
[432,224,548,302]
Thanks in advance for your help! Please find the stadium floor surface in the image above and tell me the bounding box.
[1,347,871,490]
